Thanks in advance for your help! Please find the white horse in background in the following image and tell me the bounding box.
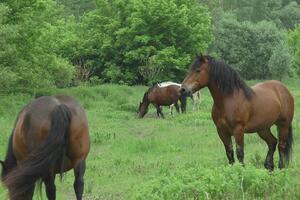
[157,81,201,114]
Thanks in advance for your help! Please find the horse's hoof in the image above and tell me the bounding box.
[264,162,274,171]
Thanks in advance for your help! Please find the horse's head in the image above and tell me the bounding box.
[180,54,210,96]
[138,101,149,118]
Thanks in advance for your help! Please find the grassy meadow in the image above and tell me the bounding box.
[0,79,300,199]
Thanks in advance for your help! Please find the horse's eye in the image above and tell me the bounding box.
[196,69,201,73]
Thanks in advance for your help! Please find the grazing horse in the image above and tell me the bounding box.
[0,95,90,200]
[180,55,294,170]
[138,84,186,118]
[158,81,201,112]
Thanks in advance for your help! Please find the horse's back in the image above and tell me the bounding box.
[149,85,180,105]
[158,81,181,87]
[13,96,60,160]
[13,95,90,169]
[252,80,293,109]
[255,80,294,120]
[246,80,294,132]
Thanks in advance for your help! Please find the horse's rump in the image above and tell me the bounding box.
[1,95,90,199]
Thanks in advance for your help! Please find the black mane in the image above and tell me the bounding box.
[193,55,254,100]
[142,84,158,102]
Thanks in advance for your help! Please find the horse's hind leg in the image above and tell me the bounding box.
[257,129,277,170]
[277,124,293,169]
[43,173,56,200]
[74,160,86,200]
[155,105,164,118]
[18,183,35,200]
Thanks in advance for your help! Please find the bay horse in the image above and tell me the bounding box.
[0,95,90,200]
[158,82,201,111]
[180,55,294,170]
[138,83,187,118]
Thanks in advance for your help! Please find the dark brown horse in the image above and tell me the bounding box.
[138,84,187,118]
[0,95,90,200]
[180,55,294,170]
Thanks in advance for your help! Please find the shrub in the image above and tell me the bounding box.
[133,165,299,200]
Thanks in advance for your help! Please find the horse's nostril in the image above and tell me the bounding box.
[180,88,186,94]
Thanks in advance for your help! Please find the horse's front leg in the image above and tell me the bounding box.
[155,105,164,118]
[233,125,245,165]
[190,95,195,111]
[216,126,234,164]
[154,104,160,117]
[159,106,165,118]
[174,102,180,113]
[169,104,174,115]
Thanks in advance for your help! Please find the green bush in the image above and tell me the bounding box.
[133,165,299,200]
[48,56,75,88]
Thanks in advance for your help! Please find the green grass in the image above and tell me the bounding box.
[0,79,300,199]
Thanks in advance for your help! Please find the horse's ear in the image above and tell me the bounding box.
[199,53,208,63]
[196,53,204,61]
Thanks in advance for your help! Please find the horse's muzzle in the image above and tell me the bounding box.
[179,86,191,96]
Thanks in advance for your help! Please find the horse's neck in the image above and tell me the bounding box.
[207,82,226,109]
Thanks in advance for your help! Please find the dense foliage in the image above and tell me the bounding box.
[288,25,300,76]
[0,1,75,93]
[0,0,299,93]
[212,15,286,79]
[75,0,212,84]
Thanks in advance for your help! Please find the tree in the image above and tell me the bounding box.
[275,1,300,29]
[288,25,300,76]
[268,42,293,80]
[211,14,284,79]
[0,0,75,93]
[138,56,163,85]
[79,0,212,84]
[0,4,18,93]
[56,0,96,18]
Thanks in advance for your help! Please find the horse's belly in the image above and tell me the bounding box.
[155,100,174,106]
[245,109,280,133]
[53,157,73,173]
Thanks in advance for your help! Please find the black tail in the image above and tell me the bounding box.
[285,126,293,165]
[0,133,17,180]
[4,104,71,199]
